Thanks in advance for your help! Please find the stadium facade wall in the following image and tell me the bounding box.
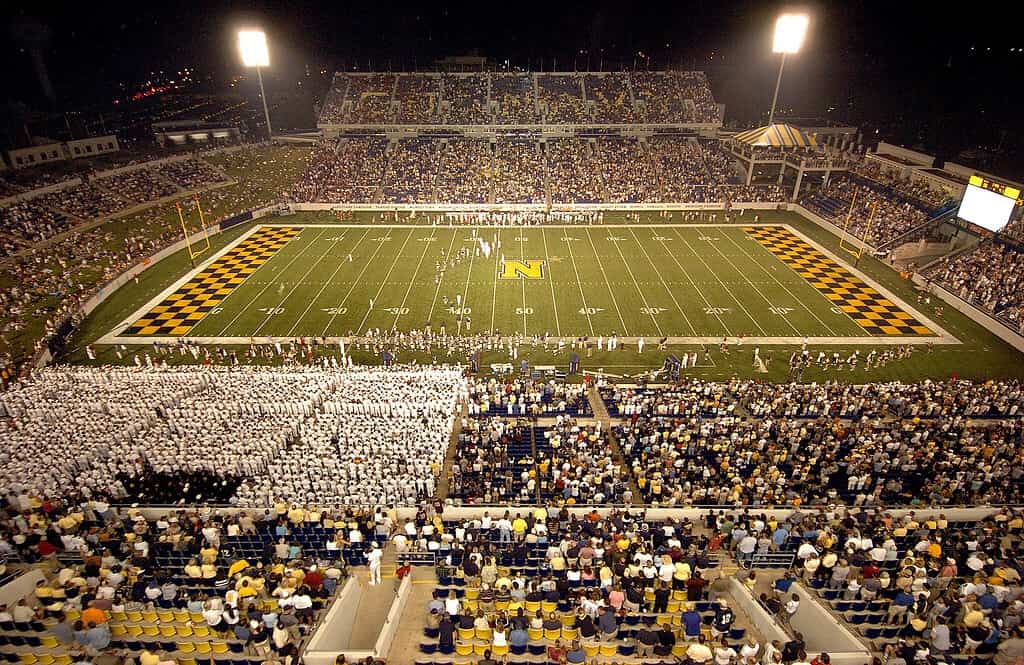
[874,142,935,168]
[7,143,65,170]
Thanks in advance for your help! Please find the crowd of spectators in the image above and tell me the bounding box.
[604,378,1024,507]
[492,74,539,125]
[0,200,71,245]
[925,240,1024,332]
[852,159,954,210]
[546,140,605,204]
[596,139,658,203]
[800,175,931,247]
[0,365,464,506]
[396,74,442,124]
[492,141,547,204]
[585,73,638,123]
[632,71,718,123]
[537,75,587,124]
[381,139,438,204]
[345,74,396,124]
[441,74,491,124]
[94,169,179,204]
[434,140,493,204]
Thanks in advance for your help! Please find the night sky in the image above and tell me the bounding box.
[2,1,1022,175]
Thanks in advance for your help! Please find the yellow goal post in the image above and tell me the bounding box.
[177,195,212,266]
[837,189,876,265]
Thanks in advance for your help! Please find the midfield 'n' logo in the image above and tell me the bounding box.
[500,259,545,280]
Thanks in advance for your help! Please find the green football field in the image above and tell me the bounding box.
[103,222,950,345]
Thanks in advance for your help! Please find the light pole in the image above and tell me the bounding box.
[238,29,273,139]
[768,14,808,125]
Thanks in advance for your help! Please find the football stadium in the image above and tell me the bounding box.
[0,5,1022,665]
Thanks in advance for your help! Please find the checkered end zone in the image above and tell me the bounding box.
[123,227,300,336]
[744,226,932,336]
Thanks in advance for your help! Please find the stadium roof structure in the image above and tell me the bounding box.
[733,123,818,148]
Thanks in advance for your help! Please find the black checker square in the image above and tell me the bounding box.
[743,226,932,336]
[123,226,300,337]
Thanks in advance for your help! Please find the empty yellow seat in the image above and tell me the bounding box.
[189,612,205,623]
[457,627,475,642]
[464,587,479,600]
[160,625,177,637]
[127,625,144,637]
[194,642,211,654]
[110,625,128,637]
[455,643,473,656]
[524,600,541,613]
[528,627,543,641]
[19,656,38,665]
[141,610,158,623]
[178,642,196,653]
[39,636,59,648]
[174,609,191,623]
[491,644,508,656]
[541,601,556,613]
[600,643,617,656]
[157,610,175,623]
[473,643,489,656]
[561,627,578,640]
[142,625,160,637]
[584,643,600,657]
[211,642,229,654]
[656,614,672,626]
[177,624,194,637]
[109,611,127,622]
[192,624,210,637]
[475,627,491,641]
[179,660,198,665]
[667,600,681,613]
[544,628,561,641]
[126,610,143,622]
[35,657,54,665]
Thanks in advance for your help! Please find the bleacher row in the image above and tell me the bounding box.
[318,71,719,125]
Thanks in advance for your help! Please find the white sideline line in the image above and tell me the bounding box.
[356,228,416,334]
[723,229,840,336]
[320,232,395,336]
[286,228,370,336]
[393,229,437,329]
[215,228,327,337]
[562,230,595,336]
[540,228,561,337]
[627,226,696,336]
[606,228,664,337]
[584,227,630,335]
[701,229,803,337]
[427,229,459,322]
[672,227,767,335]
[253,230,344,335]
[459,228,478,334]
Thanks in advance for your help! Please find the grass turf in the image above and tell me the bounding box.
[62,209,1024,383]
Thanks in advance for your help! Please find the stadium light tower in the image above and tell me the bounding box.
[768,13,809,125]
[238,29,273,139]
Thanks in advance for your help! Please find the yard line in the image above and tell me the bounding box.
[519,226,528,336]
[540,227,561,336]
[700,229,803,336]
[320,231,398,336]
[721,230,840,336]
[286,228,370,336]
[652,234,730,334]
[253,230,348,335]
[356,228,417,334]
[584,227,629,335]
[216,229,327,337]
[606,228,663,336]
[426,229,459,322]
[562,229,595,336]
[671,227,766,335]
[458,226,479,334]
[627,227,696,336]
[489,229,500,333]
[392,228,437,329]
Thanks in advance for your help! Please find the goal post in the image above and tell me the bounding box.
[177,195,212,266]
[837,190,875,265]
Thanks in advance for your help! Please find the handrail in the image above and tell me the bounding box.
[875,206,959,252]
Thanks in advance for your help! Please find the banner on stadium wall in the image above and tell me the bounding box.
[219,210,254,231]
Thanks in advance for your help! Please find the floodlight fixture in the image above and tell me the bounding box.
[237,29,273,138]
[773,14,809,54]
